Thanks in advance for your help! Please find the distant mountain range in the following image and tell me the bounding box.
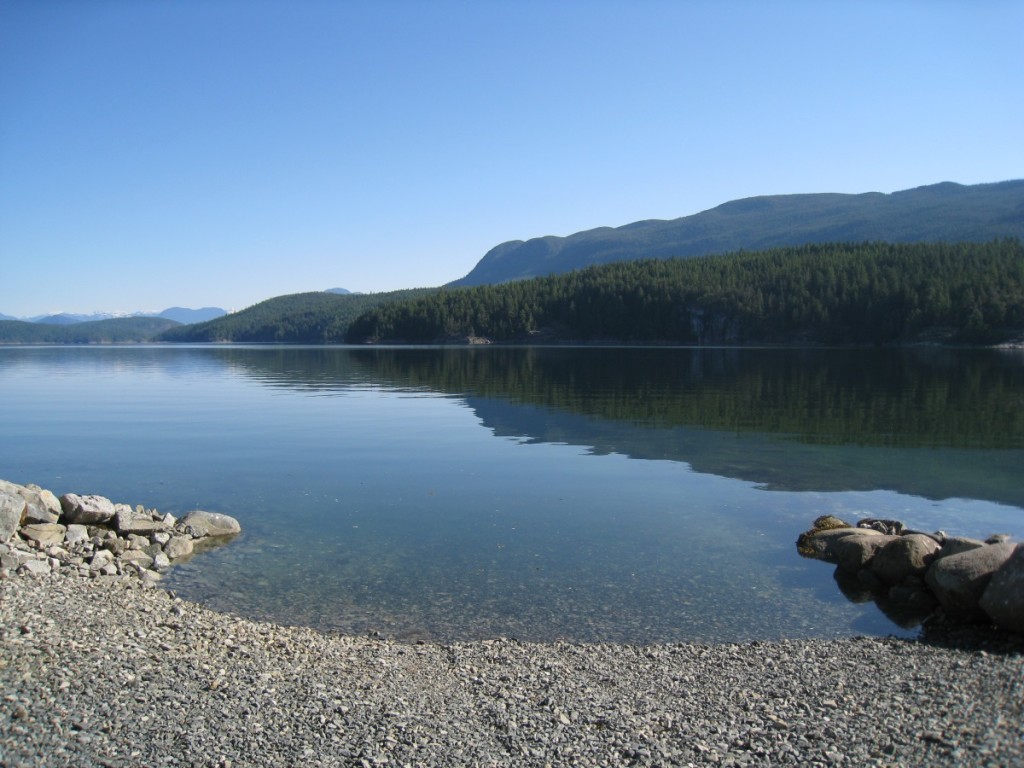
[9,307,227,325]
[0,316,182,344]
[449,180,1024,286]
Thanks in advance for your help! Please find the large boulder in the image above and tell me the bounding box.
[869,534,941,585]
[0,488,26,541]
[925,542,1017,622]
[64,524,90,547]
[113,504,170,535]
[163,535,194,560]
[833,534,900,573]
[19,523,67,547]
[19,485,62,525]
[59,493,116,525]
[797,527,880,563]
[119,549,154,571]
[934,536,987,561]
[19,559,51,577]
[176,510,241,539]
[979,544,1024,635]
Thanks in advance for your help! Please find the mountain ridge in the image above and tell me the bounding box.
[0,316,180,344]
[449,180,1024,286]
[12,307,227,325]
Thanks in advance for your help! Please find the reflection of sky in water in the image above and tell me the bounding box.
[0,346,1021,643]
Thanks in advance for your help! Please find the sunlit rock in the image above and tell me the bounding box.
[979,544,1024,634]
[833,533,899,573]
[925,542,1017,622]
[19,485,62,525]
[113,504,171,535]
[934,536,987,561]
[60,493,116,525]
[0,488,25,541]
[869,534,940,585]
[163,535,194,560]
[20,523,67,547]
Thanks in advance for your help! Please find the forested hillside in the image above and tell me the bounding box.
[0,317,179,344]
[158,288,436,343]
[451,180,1024,286]
[347,240,1024,346]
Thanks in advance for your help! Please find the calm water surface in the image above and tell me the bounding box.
[1,345,1022,643]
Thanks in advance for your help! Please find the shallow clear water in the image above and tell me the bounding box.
[1,345,1021,643]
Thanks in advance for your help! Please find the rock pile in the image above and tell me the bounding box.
[0,478,240,583]
[798,515,1024,635]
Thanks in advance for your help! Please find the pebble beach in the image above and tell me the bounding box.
[2,571,1022,768]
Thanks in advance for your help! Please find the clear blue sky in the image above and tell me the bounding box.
[2,0,1021,317]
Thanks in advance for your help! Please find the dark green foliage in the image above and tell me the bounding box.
[0,317,179,344]
[346,240,1024,346]
[451,180,1024,285]
[157,288,437,343]
[333,346,1024,451]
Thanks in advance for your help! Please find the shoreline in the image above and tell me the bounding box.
[2,571,1022,767]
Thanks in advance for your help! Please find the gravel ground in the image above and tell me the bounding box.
[1,572,1022,768]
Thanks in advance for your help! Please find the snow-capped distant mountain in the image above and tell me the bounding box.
[11,307,227,325]
[31,313,112,324]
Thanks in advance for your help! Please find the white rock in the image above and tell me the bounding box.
[90,549,115,570]
[0,489,26,541]
[65,525,90,546]
[19,485,62,525]
[59,493,116,525]
[120,550,154,570]
[19,559,51,576]
[19,523,67,547]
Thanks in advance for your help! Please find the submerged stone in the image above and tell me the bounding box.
[176,510,241,539]
[163,535,194,560]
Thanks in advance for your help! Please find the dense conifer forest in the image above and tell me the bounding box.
[346,240,1024,346]
[7,242,1020,347]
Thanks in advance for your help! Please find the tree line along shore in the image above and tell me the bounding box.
[2,240,1022,346]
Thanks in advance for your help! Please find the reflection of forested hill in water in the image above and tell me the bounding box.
[213,346,1024,507]
[214,346,1024,450]
[466,395,1024,510]
[339,346,1024,450]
